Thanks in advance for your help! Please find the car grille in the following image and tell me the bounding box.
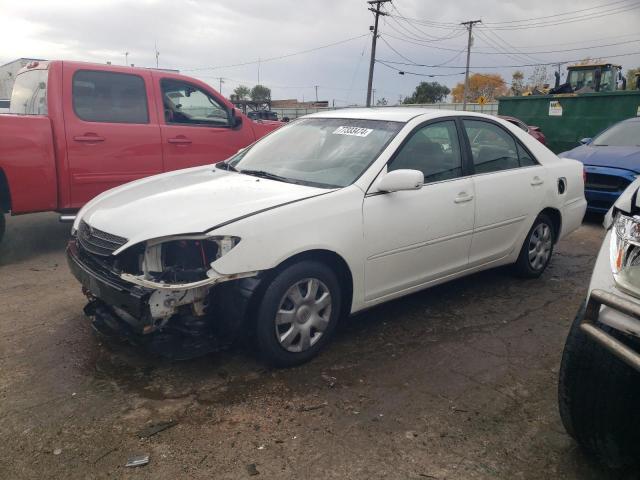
[585,173,631,193]
[77,220,128,257]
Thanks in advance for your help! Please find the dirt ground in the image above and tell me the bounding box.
[0,212,634,479]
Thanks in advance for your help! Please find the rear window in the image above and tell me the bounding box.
[10,69,48,115]
[73,70,149,124]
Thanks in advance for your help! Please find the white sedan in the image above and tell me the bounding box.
[67,108,587,366]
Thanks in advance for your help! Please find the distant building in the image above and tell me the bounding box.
[0,58,46,101]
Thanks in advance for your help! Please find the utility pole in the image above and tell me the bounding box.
[314,85,319,102]
[154,42,160,68]
[460,19,481,110]
[219,77,225,95]
[366,0,391,107]
[124,51,129,66]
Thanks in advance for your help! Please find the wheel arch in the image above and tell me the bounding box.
[0,168,11,213]
[540,206,562,243]
[272,249,355,318]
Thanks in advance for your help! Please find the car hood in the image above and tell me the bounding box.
[559,145,640,171]
[78,166,330,248]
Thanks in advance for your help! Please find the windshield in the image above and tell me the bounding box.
[592,121,639,147]
[228,118,403,188]
[10,69,48,115]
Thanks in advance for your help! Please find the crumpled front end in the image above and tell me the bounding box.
[67,220,260,356]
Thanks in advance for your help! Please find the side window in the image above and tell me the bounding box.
[388,120,463,183]
[161,79,229,127]
[72,70,148,123]
[517,143,537,167]
[464,120,519,174]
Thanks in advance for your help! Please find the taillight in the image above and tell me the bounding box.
[583,168,587,184]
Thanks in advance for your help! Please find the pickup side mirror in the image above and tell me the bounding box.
[579,137,593,145]
[231,108,243,129]
[377,169,423,193]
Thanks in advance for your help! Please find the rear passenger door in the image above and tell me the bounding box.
[463,119,546,266]
[63,66,163,208]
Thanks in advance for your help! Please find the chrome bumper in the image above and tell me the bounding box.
[582,289,640,373]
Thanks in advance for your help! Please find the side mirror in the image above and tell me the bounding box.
[377,169,423,193]
[231,108,243,129]
[579,137,593,145]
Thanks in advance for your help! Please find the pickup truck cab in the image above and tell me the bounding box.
[0,60,280,242]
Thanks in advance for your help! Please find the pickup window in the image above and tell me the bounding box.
[10,69,48,115]
[161,79,230,127]
[72,70,149,124]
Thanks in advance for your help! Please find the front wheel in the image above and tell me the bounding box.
[558,301,640,469]
[513,213,554,278]
[255,260,342,367]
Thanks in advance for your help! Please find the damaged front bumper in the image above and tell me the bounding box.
[66,240,259,347]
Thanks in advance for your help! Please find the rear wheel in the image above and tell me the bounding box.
[558,300,640,469]
[514,213,554,278]
[255,260,341,367]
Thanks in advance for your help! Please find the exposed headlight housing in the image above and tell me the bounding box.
[610,213,640,297]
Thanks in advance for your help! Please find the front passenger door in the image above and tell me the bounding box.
[363,120,475,302]
[158,78,254,171]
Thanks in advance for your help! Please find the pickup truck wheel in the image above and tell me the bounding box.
[558,300,640,469]
[513,213,554,278]
[0,212,5,243]
[255,260,341,368]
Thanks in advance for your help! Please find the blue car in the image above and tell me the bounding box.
[559,117,640,213]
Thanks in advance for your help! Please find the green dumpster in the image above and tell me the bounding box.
[497,91,640,154]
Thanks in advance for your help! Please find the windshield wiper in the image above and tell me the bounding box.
[240,169,293,183]
[215,161,238,172]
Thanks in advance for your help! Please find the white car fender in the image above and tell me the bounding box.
[210,185,367,312]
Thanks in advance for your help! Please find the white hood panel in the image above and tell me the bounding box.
[78,166,327,248]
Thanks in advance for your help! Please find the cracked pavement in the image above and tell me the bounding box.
[0,212,625,479]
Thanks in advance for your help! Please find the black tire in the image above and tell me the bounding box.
[0,212,4,244]
[255,260,342,368]
[558,300,640,469]
[513,212,555,278]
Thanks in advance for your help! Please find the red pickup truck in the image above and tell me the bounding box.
[0,60,280,242]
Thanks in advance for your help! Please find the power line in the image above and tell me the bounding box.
[377,60,465,77]
[386,1,640,30]
[483,0,636,24]
[376,50,640,69]
[181,34,369,72]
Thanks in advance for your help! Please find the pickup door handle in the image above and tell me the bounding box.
[168,137,192,145]
[531,176,545,186]
[454,192,474,204]
[73,134,105,143]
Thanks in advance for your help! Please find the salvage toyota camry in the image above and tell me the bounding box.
[67,108,587,366]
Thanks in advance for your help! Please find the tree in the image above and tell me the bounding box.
[626,67,640,90]
[232,85,250,101]
[376,97,388,106]
[403,81,450,104]
[528,65,549,89]
[250,85,271,102]
[510,71,524,96]
[451,73,507,103]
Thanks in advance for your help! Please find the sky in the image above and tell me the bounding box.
[0,0,639,105]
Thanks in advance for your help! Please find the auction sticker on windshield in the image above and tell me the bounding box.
[333,126,373,137]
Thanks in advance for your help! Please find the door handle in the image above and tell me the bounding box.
[531,176,544,186]
[454,192,474,204]
[73,134,105,143]
[168,137,192,145]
